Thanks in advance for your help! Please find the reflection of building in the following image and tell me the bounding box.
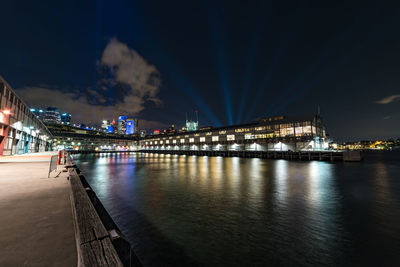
[0,76,52,156]
[140,115,328,151]
[44,107,61,124]
[60,113,71,125]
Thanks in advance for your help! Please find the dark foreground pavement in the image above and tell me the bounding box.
[0,153,76,266]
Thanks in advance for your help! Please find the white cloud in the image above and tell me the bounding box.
[15,38,164,128]
[100,38,161,105]
[376,94,400,104]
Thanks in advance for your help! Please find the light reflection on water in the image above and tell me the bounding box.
[74,151,400,267]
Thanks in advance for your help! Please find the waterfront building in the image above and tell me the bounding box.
[47,123,137,151]
[60,113,71,125]
[140,115,328,151]
[44,107,61,124]
[0,76,52,155]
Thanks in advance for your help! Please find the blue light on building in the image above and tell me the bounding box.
[107,125,114,133]
[125,118,135,135]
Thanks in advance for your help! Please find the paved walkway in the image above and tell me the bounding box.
[0,152,77,266]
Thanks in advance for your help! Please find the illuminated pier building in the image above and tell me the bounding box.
[0,76,52,156]
[140,115,328,152]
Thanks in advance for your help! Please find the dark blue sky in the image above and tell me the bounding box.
[1,0,400,140]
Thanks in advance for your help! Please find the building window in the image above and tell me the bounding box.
[227,135,235,141]
[173,140,177,144]
[180,139,185,143]
[200,137,206,142]
[245,134,254,139]
[286,127,294,136]
[166,140,169,144]
[303,126,312,135]
[212,136,219,142]
[189,138,194,143]
[219,130,226,135]
[295,127,303,136]
[160,141,163,144]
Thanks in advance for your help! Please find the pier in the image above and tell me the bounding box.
[0,152,76,266]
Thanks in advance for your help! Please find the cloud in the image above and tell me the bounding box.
[383,116,391,120]
[16,87,119,124]
[376,94,400,104]
[100,38,161,112]
[16,86,167,129]
[15,38,164,128]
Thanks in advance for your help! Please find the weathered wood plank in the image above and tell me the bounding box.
[70,171,109,244]
[69,168,123,266]
[81,238,123,267]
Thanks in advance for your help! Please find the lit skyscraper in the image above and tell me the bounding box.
[43,107,60,124]
[60,113,71,125]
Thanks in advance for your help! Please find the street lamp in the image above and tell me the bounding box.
[1,109,11,115]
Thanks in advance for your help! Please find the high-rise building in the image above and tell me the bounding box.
[118,116,127,134]
[139,129,147,137]
[101,120,110,131]
[60,113,71,125]
[30,108,45,121]
[44,107,60,124]
[185,120,198,131]
[125,118,135,135]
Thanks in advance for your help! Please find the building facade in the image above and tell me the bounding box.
[118,116,127,134]
[0,76,52,156]
[44,107,61,124]
[30,108,45,121]
[60,113,71,125]
[140,115,328,152]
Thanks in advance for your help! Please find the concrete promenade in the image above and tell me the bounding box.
[0,152,77,266]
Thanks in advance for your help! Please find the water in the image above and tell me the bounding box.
[73,151,400,267]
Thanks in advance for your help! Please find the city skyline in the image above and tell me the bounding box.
[1,1,400,141]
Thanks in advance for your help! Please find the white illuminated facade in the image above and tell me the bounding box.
[140,115,328,152]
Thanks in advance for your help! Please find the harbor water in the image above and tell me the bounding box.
[73,151,400,267]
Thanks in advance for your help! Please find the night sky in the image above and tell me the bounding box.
[1,0,400,141]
